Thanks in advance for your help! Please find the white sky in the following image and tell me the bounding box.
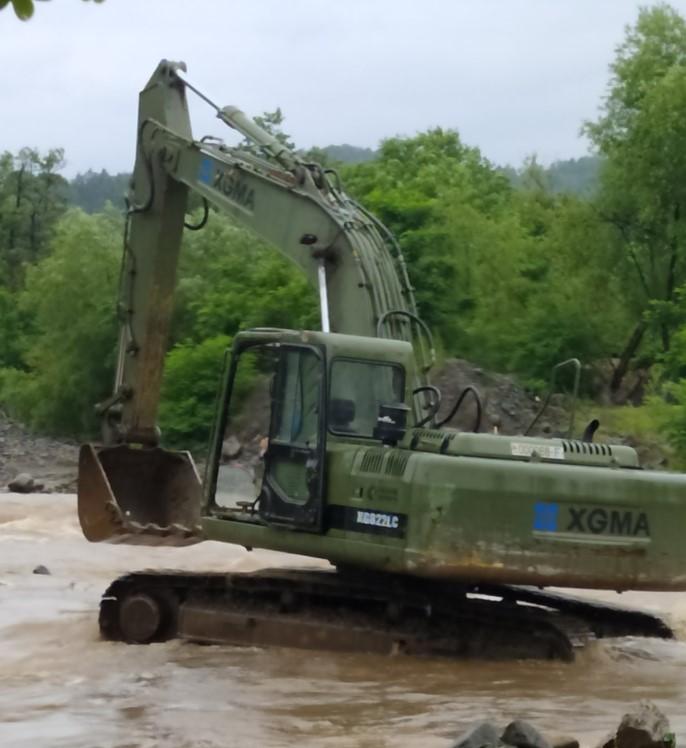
[3,0,685,176]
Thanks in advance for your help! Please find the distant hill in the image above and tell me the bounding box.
[321,144,377,164]
[67,153,601,214]
[68,169,129,213]
[503,156,602,196]
[545,156,602,195]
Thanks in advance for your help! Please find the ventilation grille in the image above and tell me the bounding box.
[413,429,444,442]
[562,440,613,457]
[385,451,410,476]
[360,450,385,474]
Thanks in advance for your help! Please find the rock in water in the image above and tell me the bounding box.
[502,720,552,748]
[222,436,243,461]
[452,721,503,748]
[601,702,674,748]
[32,565,50,575]
[8,472,44,493]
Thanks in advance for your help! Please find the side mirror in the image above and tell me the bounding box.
[373,403,410,446]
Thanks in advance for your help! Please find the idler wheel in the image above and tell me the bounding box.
[118,592,162,643]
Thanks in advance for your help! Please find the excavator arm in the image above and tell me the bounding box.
[109,60,430,446]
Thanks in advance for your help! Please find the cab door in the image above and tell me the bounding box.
[259,344,326,531]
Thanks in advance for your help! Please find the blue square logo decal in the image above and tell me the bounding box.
[198,157,213,185]
[533,501,559,532]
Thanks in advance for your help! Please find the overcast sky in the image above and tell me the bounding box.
[3,0,686,176]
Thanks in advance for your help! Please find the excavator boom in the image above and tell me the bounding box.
[108,60,427,447]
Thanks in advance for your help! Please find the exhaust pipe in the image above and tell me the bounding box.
[78,443,204,546]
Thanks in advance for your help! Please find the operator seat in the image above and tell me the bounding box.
[330,398,356,434]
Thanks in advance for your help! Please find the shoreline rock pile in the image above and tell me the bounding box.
[452,702,675,748]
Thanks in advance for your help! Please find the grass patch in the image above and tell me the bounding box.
[575,400,677,470]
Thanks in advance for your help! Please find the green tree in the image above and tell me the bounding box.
[238,108,297,163]
[0,209,121,435]
[344,128,511,350]
[0,147,69,289]
[584,3,686,390]
[468,190,629,385]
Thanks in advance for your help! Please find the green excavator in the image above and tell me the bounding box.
[79,61,682,661]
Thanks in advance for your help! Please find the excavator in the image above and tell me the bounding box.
[78,60,684,661]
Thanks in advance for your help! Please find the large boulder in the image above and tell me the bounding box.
[8,472,44,493]
[600,702,674,748]
[502,720,552,748]
[452,721,503,748]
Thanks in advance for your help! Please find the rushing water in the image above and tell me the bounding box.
[1,493,685,748]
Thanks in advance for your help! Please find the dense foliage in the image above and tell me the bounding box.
[341,133,625,384]
[4,4,686,456]
[0,209,121,434]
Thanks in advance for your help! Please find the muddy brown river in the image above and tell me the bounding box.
[2,493,685,747]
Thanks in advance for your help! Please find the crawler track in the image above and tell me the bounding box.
[98,568,673,662]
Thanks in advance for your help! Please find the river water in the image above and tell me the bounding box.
[1,492,685,748]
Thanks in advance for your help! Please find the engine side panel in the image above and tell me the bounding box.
[402,452,686,590]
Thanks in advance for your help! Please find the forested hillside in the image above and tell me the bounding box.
[3,5,686,458]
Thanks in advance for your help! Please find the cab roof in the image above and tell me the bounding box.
[236,328,415,368]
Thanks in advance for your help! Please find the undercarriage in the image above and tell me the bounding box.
[98,568,673,662]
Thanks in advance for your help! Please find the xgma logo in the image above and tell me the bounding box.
[533,501,650,538]
[197,157,256,212]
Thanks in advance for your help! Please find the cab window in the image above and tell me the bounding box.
[272,348,321,448]
[329,359,405,438]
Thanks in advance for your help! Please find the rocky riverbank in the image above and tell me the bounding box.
[0,358,669,492]
[0,409,77,492]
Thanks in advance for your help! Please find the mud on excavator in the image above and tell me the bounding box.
[79,61,681,661]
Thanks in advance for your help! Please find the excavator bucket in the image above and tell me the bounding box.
[77,443,204,546]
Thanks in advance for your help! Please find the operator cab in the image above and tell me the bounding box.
[206,329,415,532]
